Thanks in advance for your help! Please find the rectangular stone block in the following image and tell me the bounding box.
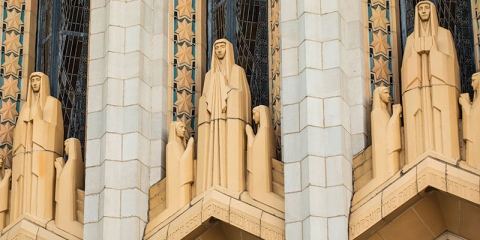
[229,199,262,236]
[349,194,382,239]
[168,201,202,240]
[446,165,480,204]
[417,157,447,192]
[382,169,417,217]
[202,190,231,223]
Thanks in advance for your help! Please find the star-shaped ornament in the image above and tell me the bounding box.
[1,76,20,100]
[271,26,280,49]
[272,50,280,75]
[0,123,14,145]
[271,2,279,25]
[174,90,194,115]
[273,99,281,124]
[175,0,195,19]
[2,54,21,76]
[175,20,195,42]
[3,32,22,53]
[0,100,18,123]
[371,0,385,6]
[175,43,195,66]
[370,31,390,56]
[7,0,24,10]
[369,7,389,31]
[4,9,23,30]
[175,67,195,92]
[372,57,392,81]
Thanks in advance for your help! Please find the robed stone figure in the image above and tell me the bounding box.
[401,1,460,165]
[371,86,402,180]
[11,72,63,221]
[197,39,251,194]
[166,121,194,212]
[460,73,480,169]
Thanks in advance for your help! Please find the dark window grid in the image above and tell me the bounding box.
[36,0,89,154]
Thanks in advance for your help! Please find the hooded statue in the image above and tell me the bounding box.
[166,121,194,211]
[11,72,63,222]
[197,39,251,194]
[460,73,480,170]
[0,154,11,231]
[54,138,84,238]
[245,105,283,211]
[371,86,402,180]
[401,0,460,165]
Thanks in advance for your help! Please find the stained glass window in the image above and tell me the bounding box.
[208,0,269,108]
[400,0,475,96]
[36,0,89,152]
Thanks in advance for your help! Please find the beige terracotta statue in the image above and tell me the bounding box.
[11,72,64,222]
[166,121,194,212]
[246,105,283,211]
[401,1,460,166]
[0,154,11,231]
[54,138,84,238]
[460,73,480,169]
[196,39,251,194]
[371,87,402,180]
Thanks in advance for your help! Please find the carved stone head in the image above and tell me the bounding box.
[472,73,480,91]
[214,42,227,60]
[30,74,42,93]
[380,88,391,104]
[176,122,186,139]
[253,109,260,125]
[417,1,431,21]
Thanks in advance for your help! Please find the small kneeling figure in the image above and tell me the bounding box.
[460,72,480,169]
[54,138,84,238]
[371,86,402,181]
[246,105,283,211]
[166,121,194,212]
[0,154,11,231]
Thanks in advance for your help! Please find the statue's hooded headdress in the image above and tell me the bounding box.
[168,121,186,149]
[372,86,389,111]
[414,1,439,39]
[27,72,51,110]
[210,39,236,81]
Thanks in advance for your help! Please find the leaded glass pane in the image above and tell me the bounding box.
[208,0,269,108]
[36,0,89,152]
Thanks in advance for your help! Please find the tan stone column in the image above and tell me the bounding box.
[84,0,168,239]
[280,0,366,239]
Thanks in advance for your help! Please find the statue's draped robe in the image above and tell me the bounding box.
[11,72,63,221]
[54,138,84,238]
[401,1,460,164]
[371,87,401,181]
[246,106,276,197]
[166,122,194,211]
[461,92,480,168]
[0,169,11,230]
[197,39,251,194]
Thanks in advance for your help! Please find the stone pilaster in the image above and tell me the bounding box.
[85,0,168,239]
[280,0,366,239]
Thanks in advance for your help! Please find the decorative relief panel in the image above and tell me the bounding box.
[173,0,196,137]
[0,0,24,165]
[269,0,281,160]
[366,0,400,102]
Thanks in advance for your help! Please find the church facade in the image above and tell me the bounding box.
[0,0,479,239]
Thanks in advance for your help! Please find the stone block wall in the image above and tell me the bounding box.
[280,0,366,239]
[85,0,169,239]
